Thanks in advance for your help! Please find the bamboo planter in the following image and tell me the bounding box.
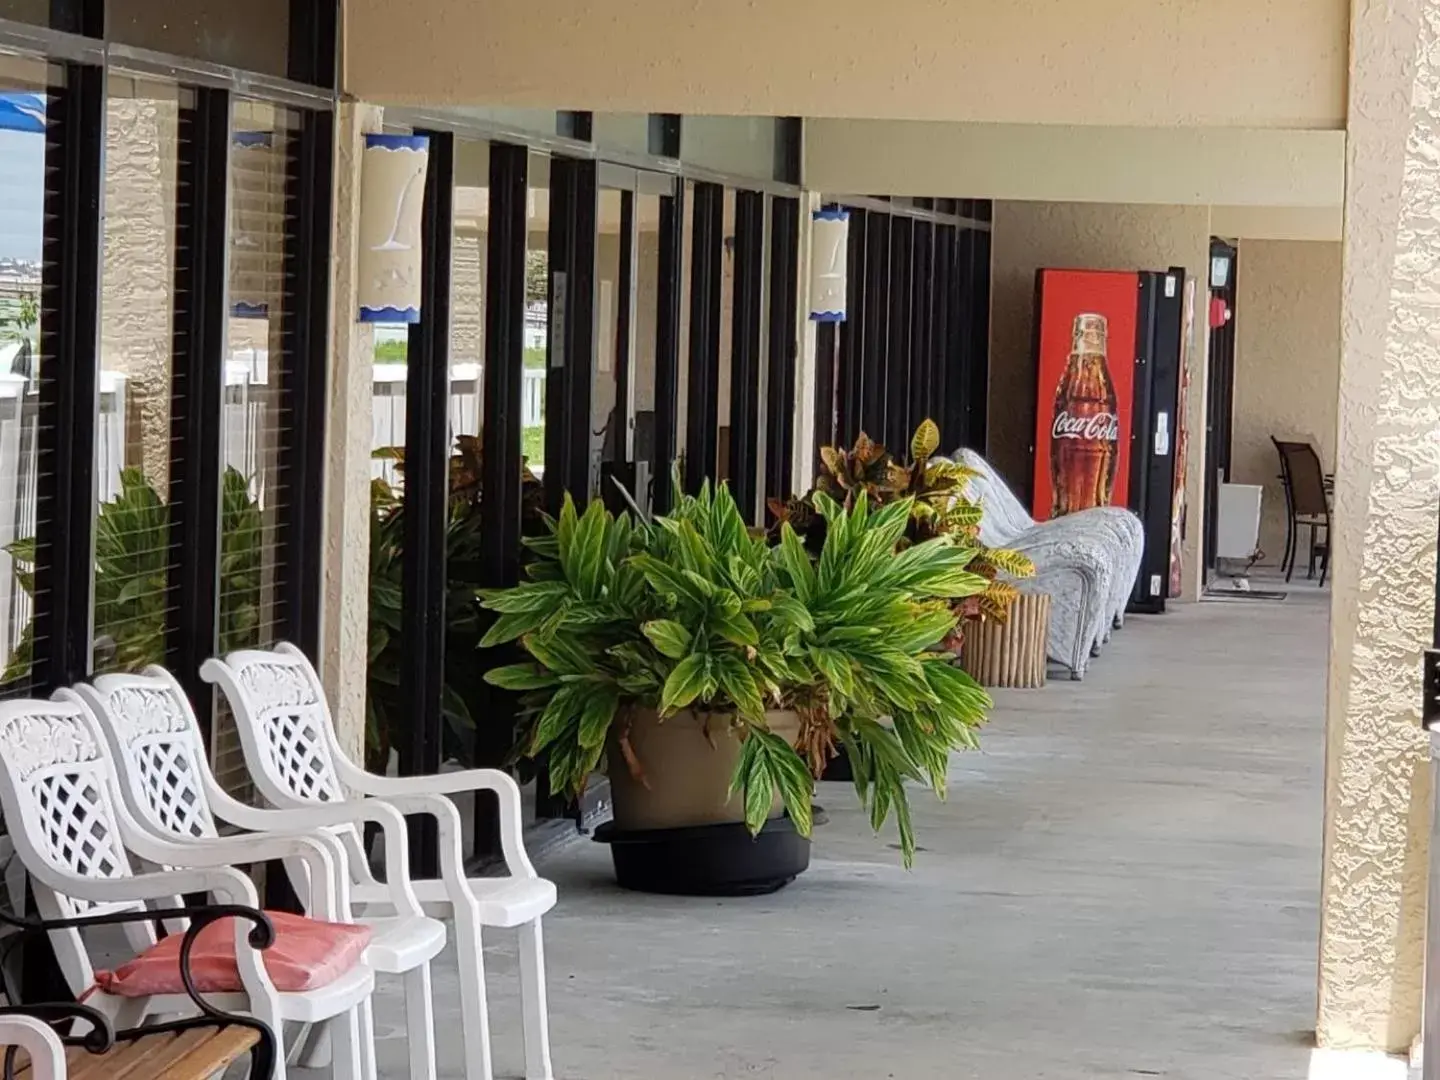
[959,592,1051,689]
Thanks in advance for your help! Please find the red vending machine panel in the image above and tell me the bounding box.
[1031,269,1139,520]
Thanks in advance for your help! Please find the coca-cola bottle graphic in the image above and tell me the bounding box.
[1050,313,1119,517]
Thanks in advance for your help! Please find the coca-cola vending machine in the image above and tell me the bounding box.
[1031,267,1186,614]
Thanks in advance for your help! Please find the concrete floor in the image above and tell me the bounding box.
[369,579,1328,1079]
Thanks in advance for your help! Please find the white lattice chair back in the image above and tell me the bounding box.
[62,670,223,844]
[200,643,346,809]
[0,698,158,992]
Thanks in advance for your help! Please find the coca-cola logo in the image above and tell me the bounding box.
[1052,410,1119,441]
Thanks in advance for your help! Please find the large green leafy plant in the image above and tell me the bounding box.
[3,466,263,682]
[479,481,996,863]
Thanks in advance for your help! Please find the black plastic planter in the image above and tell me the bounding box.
[593,815,811,896]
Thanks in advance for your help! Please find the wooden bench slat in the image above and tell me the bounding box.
[154,1025,260,1079]
[79,1027,209,1080]
[11,1024,261,1080]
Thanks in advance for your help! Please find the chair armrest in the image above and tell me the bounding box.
[0,1011,71,1080]
[360,772,536,880]
[342,764,522,804]
[0,902,277,1071]
[378,790,536,885]
[22,861,260,910]
[119,829,341,921]
[206,790,422,917]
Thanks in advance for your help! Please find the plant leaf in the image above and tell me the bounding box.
[659,653,709,715]
[642,619,692,660]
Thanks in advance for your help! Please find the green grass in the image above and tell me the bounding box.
[374,339,408,364]
[522,425,545,467]
[378,340,544,368]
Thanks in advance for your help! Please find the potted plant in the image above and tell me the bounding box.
[478,479,997,895]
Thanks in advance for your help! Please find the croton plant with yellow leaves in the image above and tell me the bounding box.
[768,419,1034,649]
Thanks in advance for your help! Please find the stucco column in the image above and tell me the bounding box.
[1316,0,1435,1062]
[319,101,382,762]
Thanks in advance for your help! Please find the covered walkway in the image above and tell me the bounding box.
[366,583,1326,1080]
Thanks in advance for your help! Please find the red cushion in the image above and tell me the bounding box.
[93,910,371,997]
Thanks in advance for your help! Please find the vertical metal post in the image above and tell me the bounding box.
[685,182,724,492]
[765,196,800,505]
[399,130,454,877]
[728,189,765,521]
[651,185,684,513]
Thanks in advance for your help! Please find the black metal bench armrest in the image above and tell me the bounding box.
[0,904,277,1080]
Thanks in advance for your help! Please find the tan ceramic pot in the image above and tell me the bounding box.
[607,707,802,832]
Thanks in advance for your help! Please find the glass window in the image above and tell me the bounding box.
[212,98,299,791]
[0,1,49,26]
[675,179,695,470]
[526,152,550,475]
[632,190,661,509]
[682,116,780,181]
[0,52,57,688]
[109,0,291,78]
[92,73,187,674]
[753,196,774,515]
[593,188,624,499]
[715,188,736,482]
[449,137,489,481]
[592,113,650,156]
[449,106,563,140]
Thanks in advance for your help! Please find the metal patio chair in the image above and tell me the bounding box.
[64,668,447,1080]
[1272,437,1331,585]
[0,697,375,1080]
[201,642,557,1080]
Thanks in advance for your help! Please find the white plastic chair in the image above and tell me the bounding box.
[202,642,557,1080]
[0,696,374,1080]
[65,669,447,1080]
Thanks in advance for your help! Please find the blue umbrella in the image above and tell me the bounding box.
[0,94,45,134]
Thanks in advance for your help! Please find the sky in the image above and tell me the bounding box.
[0,129,45,265]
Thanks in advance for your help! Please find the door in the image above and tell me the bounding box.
[1202,239,1239,582]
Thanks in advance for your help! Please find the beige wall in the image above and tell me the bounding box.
[1228,240,1342,568]
[988,200,1211,597]
[345,0,1348,130]
[1211,205,1344,243]
[806,122,1346,209]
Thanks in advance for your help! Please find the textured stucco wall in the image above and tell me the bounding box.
[320,101,380,762]
[1229,240,1342,567]
[346,0,1348,130]
[1316,0,1435,1056]
[988,201,1211,598]
[100,89,179,485]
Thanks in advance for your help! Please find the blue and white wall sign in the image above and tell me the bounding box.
[808,207,849,322]
[357,133,430,324]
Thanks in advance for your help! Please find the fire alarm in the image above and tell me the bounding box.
[1209,297,1230,329]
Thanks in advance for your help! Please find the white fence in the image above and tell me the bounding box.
[370,363,546,487]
